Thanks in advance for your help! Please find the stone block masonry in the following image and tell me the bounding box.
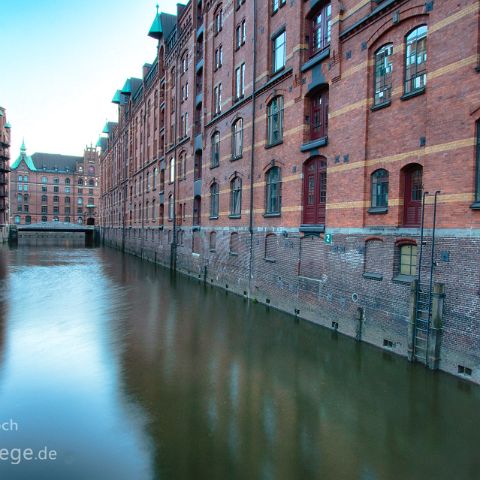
[99,0,480,383]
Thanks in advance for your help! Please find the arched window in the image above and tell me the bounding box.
[168,194,174,220]
[53,216,59,222]
[14,215,20,224]
[41,195,47,203]
[405,26,427,95]
[153,167,158,190]
[211,131,220,167]
[209,231,217,252]
[78,178,84,186]
[78,197,83,205]
[25,216,31,224]
[65,177,71,185]
[231,118,243,159]
[267,96,284,146]
[310,2,331,56]
[53,177,59,184]
[88,179,94,187]
[371,169,389,209]
[230,176,242,217]
[374,44,393,106]
[146,201,149,221]
[210,182,219,218]
[265,166,282,214]
[88,166,95,175]
[41,176,47,184]
[152,199,156,221]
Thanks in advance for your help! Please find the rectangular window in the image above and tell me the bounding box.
[42,186,47,192]
[53,206,59,214]
[272,0,285,14]
[41,206,47,214]
[311,3,331,56]
[211,132,220,167]
[272,31,286,73]
[400,245,417,276]
[24,205,29,213]
[215,46,223,69]
[235,63,245,100]
[214,84,222,115]
[53,186,59,193]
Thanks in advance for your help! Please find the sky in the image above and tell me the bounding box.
[0,0,179,160]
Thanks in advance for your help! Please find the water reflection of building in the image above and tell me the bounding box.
[0,107,10,243]
[110,253,480,480]
[0,247,8,368]
[9,143,100,226]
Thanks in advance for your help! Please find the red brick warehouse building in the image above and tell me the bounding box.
[9,143,100,225]
[99,1,480,382]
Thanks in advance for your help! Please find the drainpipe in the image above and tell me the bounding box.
[141,96,147,259]
[247,0,257,295]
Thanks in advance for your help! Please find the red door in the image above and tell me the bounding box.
[303,157,327,225]
[403,165,423,227]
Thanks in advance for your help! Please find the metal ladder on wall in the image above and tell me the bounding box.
[412,191,440,365]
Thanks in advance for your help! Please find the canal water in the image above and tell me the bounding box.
[0,245,479,480]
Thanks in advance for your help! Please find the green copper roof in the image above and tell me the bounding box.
[112,90,122,104]
[5,121,11,128]
[148,5,163,39]
[95,137,102,147]
[121,78,132,95]
[102,122,110,134]
[10,141,37,171]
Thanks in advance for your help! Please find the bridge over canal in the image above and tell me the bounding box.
[8,222,100,247]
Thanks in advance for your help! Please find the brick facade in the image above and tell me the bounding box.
[99,0,480,383]
[9,144,100,226]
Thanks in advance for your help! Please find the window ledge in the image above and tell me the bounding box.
[299,224,325,234]
[300,136,328,152]
[231,154,243,161]
[470,201,480,210]
[393,274,415,284]
[368,206,388,214]
[400,87,425,102]
[209,249,216,253]
[264,257,276,263]
[229,251,238,256]
[301,48,330,73]
[363,272,383,281]
[370,100,391,112]
[265,140,283,150]
[210,164,219,170]
[209,215,219,220]
[263,212,281,218]
[229,214,242,219]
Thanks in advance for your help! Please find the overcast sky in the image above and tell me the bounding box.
[0,0,178,160]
